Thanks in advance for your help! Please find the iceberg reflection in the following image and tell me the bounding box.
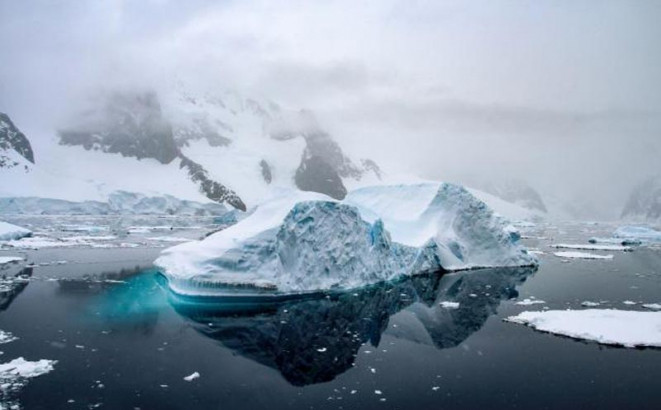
[166,267,536,386]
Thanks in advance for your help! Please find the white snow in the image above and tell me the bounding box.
[515,298,546,306]
[156,182,537,294]
[506,309,661,348]
[183,372,200,381]
[553,251,613,260]
[550,243,631,252]
[0,256,24,265]
[0,221,31,241]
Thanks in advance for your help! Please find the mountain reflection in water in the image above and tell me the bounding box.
[167,267,536,386]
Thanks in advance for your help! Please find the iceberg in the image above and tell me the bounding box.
[613,226,661,244]
[155,183,537,294]
[0,221,31,241]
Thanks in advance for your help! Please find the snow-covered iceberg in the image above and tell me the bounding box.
[613,226,661,244]
[0,221,31,241]
[155,183,537,295]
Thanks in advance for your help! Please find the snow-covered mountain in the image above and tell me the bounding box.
[0,86,381,211]
[470,179,547,214]
[621,175,661,224]
[0,113,34,172]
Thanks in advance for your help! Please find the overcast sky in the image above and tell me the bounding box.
[1,0,660,218]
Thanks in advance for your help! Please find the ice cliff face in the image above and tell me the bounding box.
[621,175,661,223]
[0,113,34,171]
[155,183,537,294]
[0,191,226,216]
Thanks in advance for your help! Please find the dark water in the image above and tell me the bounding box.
[1,223,661,409]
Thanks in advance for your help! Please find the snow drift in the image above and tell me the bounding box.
[155,183,537,294]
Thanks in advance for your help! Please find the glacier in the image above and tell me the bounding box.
[0,191,227,216]
[0,221,32,241]
[155,183,537,295]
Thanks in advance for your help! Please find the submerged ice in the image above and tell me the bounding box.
[155,183,537,294]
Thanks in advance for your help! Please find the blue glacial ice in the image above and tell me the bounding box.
[155,183,538,295]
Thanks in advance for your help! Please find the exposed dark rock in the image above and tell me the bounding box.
[0,113,35,168]
[179,154,246,211]
[294,155,347,200]
[259,159,272,184]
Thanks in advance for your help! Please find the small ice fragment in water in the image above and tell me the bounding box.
[643,303,661,310]
[0,330,18,344]
[439,301,460,309]
[374,390,382,395]
[623,301,637,305]
[432,386,440,391]
[581,301,600,307]
[316,347,327,352]
[515,299,545,306]
[183,372,200,381]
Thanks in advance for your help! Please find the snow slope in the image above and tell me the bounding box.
[1,87,382,210]
[156,182,537,294]
[506,309,661,348]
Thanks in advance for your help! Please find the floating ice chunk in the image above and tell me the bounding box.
[515,298,546,306]
[622,301,637,305]
[183,372,200,381]
[0,330,18,344]
[505,309,661,348]
[581,301,600,307]
[0,357,57,378]
[553,251,613,260]
[156,183,537,294]
[613,226,661,244]
[0,256,24,265]
[0,221,31,241]
[550,243,632,252]
[439,301,460,309]
[643,304,661,310]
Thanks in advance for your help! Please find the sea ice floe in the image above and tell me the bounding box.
[505,309,661,348]
[550,243,632,252]
[515,298,546,306]
[0,256,24,265]
[553,251,613,260]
